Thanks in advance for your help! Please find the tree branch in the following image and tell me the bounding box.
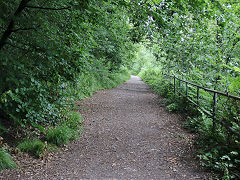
[26,5,71,11]
[0,0,31,50]
[226,37,240,65]
[11,27,38,32]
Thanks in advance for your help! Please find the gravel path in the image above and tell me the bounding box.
[0,75,211,179]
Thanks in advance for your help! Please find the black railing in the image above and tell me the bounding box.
[163,73,240,137]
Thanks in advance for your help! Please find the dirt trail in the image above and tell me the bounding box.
[0,75,211,179]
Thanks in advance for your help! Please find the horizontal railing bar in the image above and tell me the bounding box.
[179,87,240,133]
[187,97,213,117]
[165,74,240,101]
[164,73,240,138]
[176,90,213,116]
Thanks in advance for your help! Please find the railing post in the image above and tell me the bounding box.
[186,82,188,97]
[178,79,181,95]
[197,87,199,105]
[212,92,217,131]
[174,76,176,94]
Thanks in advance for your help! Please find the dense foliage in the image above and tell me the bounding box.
[0,0,134,135]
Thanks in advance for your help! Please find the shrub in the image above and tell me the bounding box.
[17,139,46,158]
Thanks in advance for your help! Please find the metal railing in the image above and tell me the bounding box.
[163,73,240,137]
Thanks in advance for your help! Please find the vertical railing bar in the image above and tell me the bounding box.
[197,87,199,105]
[174,76,176,94]
[213,92,217,131]
[186,82,188,97]
[179,79,181,96]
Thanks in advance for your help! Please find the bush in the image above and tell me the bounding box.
[72,67,130,100]
[0,150,18,170]
[17,139,46,158]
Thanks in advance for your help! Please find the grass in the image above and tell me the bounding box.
[46,125,75,146]
[0,150,18,170]
[17,138,46,158]
[0,68,130,169]
[46,111,83,146]
[74,68,130,100]
[66,111,83,131]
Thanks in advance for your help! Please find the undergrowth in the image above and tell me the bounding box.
[0,137,17,170]
[0,0,131,170]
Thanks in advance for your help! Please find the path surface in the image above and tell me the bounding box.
[0,76,211,179]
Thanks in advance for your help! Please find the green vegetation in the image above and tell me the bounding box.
[17,111,83,156]
[139,66,240,179]
[65,111,83,131]
[0,1,134,133]
[133,45,240,178]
